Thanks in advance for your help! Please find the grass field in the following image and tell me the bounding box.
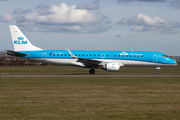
[0,65,180,119]
[0,77,180,120]
[0,64,179,74]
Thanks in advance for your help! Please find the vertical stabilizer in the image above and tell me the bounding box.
[9,25,42,51]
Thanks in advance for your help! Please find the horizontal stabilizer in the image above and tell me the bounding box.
[6,50,27,56]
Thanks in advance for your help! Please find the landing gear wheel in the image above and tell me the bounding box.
[89,69,95,74]
[155,70,159,74]
[155,67,160,75]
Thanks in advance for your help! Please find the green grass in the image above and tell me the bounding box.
[0,64,179,74]
[0,77,180,119]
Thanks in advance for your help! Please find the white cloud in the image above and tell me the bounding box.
[0,14,14,23]
[16,3,111,33]
[24,3,104,24]
[115,34,122,37]
[117,13,180,34]
[13,8,31,14]
[117,0,180,9]
[161,29,179,34]
[117,0,166,2]
[0,0,10,1]
[171,0,180,9]
[35,3,52,15]
[36,3,49,9]
[76,3,100,10]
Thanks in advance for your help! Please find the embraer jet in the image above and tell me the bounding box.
[6,25,177,74]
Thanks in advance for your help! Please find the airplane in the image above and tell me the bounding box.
[6,25,177,74]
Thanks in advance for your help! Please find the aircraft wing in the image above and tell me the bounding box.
[6,50,27,56]
[67,49,104,66]
[77,58,103,66]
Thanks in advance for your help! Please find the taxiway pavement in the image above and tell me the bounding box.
[1,74,180,77]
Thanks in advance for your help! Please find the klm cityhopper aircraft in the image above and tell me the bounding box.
[6,25,177,74]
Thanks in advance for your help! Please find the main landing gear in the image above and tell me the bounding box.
[89,69,95,74]
[155,67,161,74]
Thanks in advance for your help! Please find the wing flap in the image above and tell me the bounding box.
[77,58,103,66]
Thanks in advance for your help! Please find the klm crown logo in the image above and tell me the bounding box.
[14,36,27,44]
[17,36,24,40]
[120,52,128,55]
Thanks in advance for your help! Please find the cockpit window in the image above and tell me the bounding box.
[162,55,168,58]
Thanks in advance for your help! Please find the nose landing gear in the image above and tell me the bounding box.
[155,67,160,74]
[155,69,159,74]
[89,69,95,74]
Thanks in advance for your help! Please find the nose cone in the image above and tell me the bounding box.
[171,60,177,66]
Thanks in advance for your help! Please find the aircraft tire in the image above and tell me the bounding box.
[155,70,159,74]
[89,69,95,74]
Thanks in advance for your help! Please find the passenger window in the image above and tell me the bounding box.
[86,55,88,56]
[111,55,112,57]
[122,55,124,57]
[50,54,51,56]
[134,55,135,57]
[79,55,80,56]
[107,55,109,57]
[90,55,92,56]
[130,55,131,57]
[65,54,66,56]
[57,54,59,56]
[75,54,77,56]
[126,55,128,57]
[141,55,143,57]
[53,54,55,56]
[102,55,104,57]
[137,55,139,57]
[82,55,84,56]
[98,55,100,57]
[61,54,63,56]
[94,55,96,57]
[115,55,116,57]
[118,55,120,57]
[69,54,70,56]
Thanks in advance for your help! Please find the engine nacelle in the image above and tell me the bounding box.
[103,63,120,72]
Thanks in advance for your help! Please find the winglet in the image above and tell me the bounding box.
[66,49,78,59]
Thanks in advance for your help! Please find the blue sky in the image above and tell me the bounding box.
[0,0,180,55]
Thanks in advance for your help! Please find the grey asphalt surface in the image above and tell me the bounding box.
[1,74,180,77]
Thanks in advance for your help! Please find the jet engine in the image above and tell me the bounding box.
[103,63,120,72]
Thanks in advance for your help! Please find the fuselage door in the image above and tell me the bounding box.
[42,53,47,61]
[153,54,158,62]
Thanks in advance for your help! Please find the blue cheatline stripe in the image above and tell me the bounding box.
[16,50,176,65]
